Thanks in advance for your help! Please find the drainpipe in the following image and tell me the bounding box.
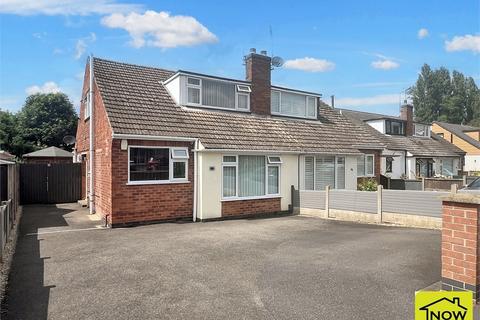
[193,138,199,222]
[88,54,95,215]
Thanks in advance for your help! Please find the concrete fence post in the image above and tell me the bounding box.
[377,185,383,223]
[451,183,458,194]
[463,175,467,186]
[325,185,330,218]
[440,193,480,302]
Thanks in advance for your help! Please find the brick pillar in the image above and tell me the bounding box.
[441,194,480,302]
[245,49,271,115]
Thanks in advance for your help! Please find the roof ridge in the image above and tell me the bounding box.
[93,57,176,73]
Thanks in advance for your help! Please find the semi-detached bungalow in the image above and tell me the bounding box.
[341,108,465,179]
[75,50,383,226]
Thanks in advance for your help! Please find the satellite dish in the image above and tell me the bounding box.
[63,135,76,146]
[271,56,284,68]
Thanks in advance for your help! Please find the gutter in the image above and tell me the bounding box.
[88,54,94,215]
[112,133,197,142]
[193,149,363,156]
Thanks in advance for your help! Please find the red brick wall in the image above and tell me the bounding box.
[222,197,281,217]
[441,200,480,300]
[74,61,113,219]
[24,157,72,164]
[245,53,271,115]
[110,139,194,226]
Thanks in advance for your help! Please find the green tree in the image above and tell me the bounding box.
[409,64,480,125]
[16,93,78,153]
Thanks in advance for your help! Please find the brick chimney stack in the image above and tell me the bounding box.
[400,102,414,136]
[245,48,271,115]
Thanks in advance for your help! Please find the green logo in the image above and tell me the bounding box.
[415,291,473,320]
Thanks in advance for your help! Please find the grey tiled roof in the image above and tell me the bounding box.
[434,121,480,149]
[342,109,465,157]
[93,58,384,154]
[23,146,73,158]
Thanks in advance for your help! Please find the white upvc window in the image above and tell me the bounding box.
[357,154,375,177]
[222,155,281,199]
[128,146,189,184]
[184,76,250,112]
[84,90,91,119]
[271,89,317,119]
[304,156,345,190]
[414,123,429,137]
[187,77,201,105]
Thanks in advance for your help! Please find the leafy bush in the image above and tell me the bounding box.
[358,178,378,191]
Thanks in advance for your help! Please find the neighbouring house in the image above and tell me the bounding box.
[0,150,15,162]
[341,107,465,180]
[74,50,384,227]
[23,146,73,164]
[432,121,480,173]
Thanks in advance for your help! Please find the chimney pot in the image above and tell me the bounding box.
[250,48,256,53]
[260,50,267,55]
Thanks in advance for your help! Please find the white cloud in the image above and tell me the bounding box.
[418,28,429,39]
[25,81,61,95]
[445,34,480,54]
[283,57,335,72]
[371,59,400,70]
[74,32,96,60]
[0,0,142,16]
[101,10,218,49]
[335,94,399,107]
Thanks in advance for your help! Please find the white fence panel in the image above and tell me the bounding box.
[300,190,326,209]
[383,190,448,217]
[330,190,377,214]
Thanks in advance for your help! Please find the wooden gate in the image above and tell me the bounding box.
[20,163,82,204]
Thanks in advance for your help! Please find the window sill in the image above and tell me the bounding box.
[221,195,281,202]
[126,180,190,186]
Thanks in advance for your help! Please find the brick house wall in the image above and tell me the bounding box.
[74,61,113,219]
[222,197,282,217]
[110,139,194,226]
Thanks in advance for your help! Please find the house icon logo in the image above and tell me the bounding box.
[415,291,473,320]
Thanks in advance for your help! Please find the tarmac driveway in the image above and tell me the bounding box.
[4,204,442,320]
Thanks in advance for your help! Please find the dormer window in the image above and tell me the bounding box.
[414,124,429,137]
[164,73,251,112]
[271,89,317,119]
[385,120,405,135]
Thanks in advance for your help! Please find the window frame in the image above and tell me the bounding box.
[186,77,202,106]
[270,89,318,119]
[385,157,393,173]
[357,154,375,177]
[221,155,281,200]
[184,76,250,112]
[385,120,405,136]
[127,145,189,185]
[84,90,91,120]
[303,155,346,190]
[414,123,429,137]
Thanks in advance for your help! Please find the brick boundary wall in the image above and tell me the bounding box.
[222,197,282,217]
[441,194,480,302]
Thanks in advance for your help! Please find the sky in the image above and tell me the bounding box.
[0,0,479,115]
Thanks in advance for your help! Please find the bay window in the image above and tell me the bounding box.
[271,90,317,119]
[304,156,345,190]
[357,154,375,177]
[128,146,189,184]
[222,155,281,199]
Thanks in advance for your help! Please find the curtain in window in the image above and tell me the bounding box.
[187,87,200,104]
[315,157,335,190]
[223,166,236,197]
[281,91,305,116]
[202,79,235,109]
[336,157,345,189]
[238,156,265,197]
[305,156,314,190]
[357,155,365,176]
[268,166,279,194]
[271,91,280,113]
[366,155,374,175]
